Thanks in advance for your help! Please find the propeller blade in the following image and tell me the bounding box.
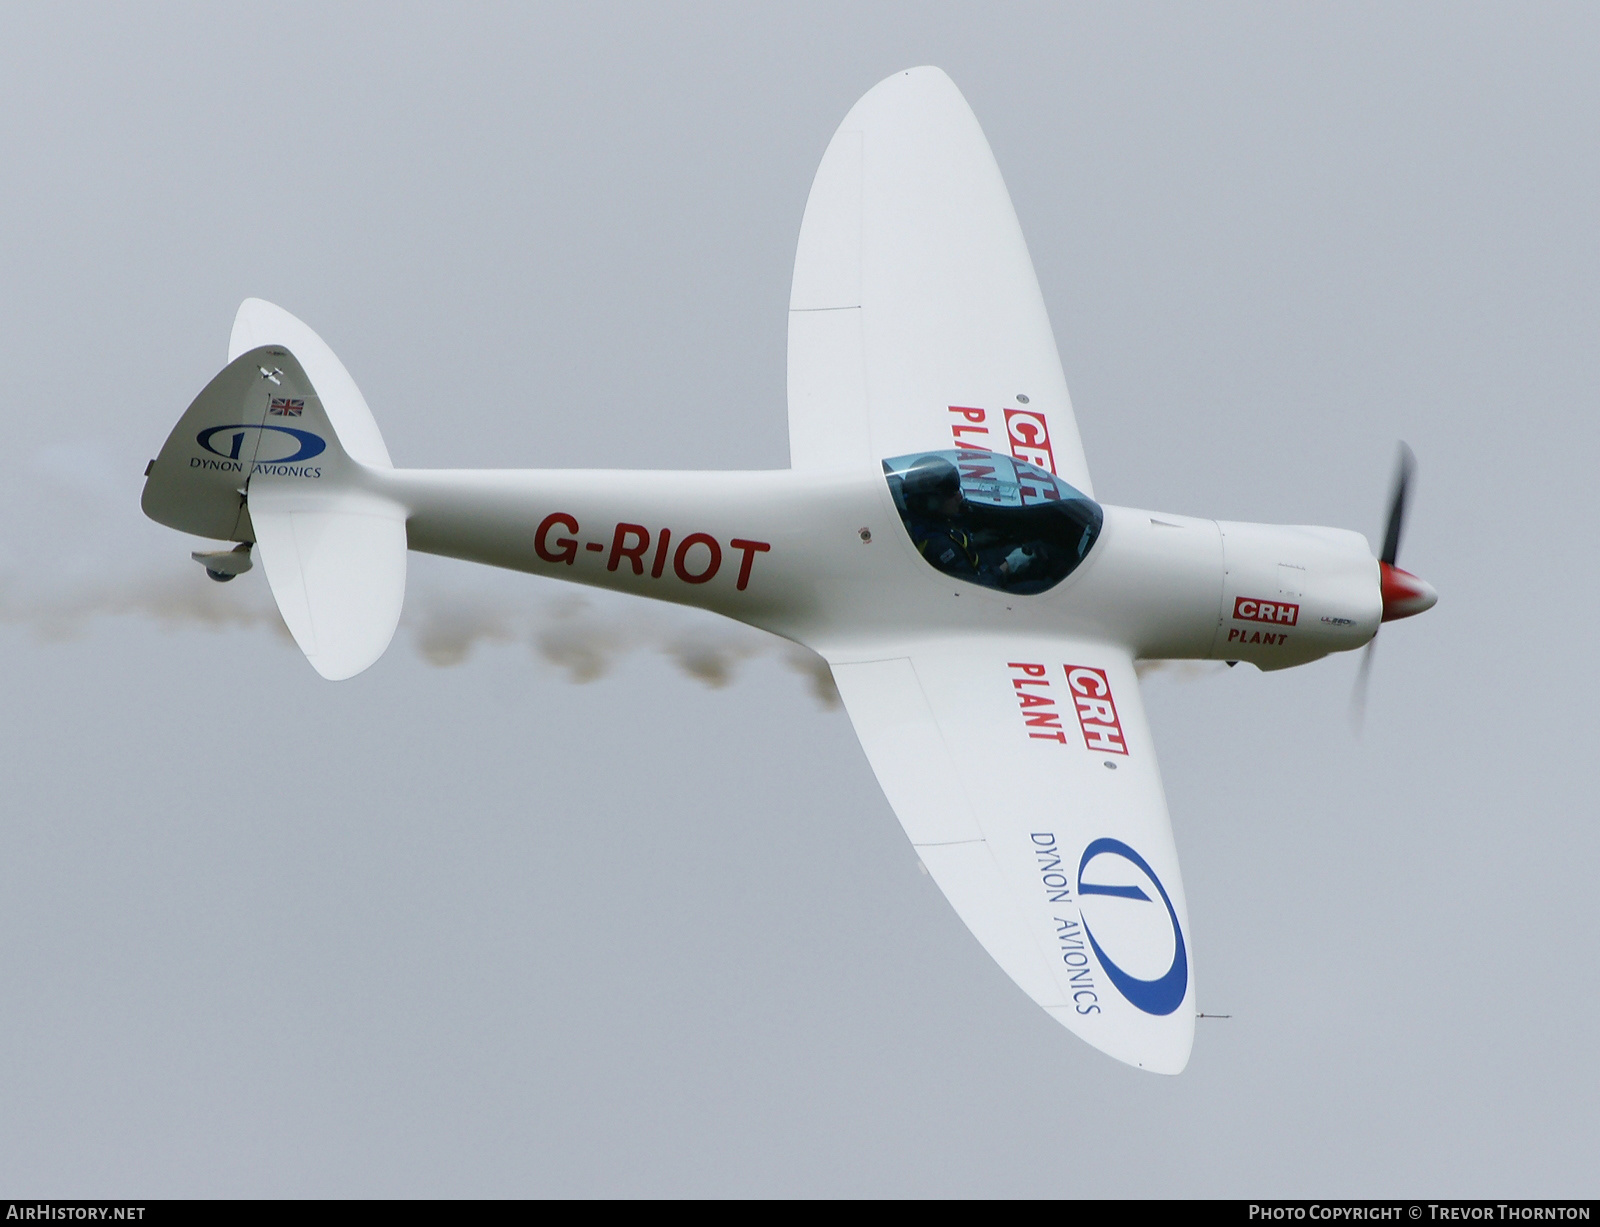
[1349,638,1376,734]
[1379,442,1416,567]
[1356,444,1430,734]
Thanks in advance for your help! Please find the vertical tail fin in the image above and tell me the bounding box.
[142,300,406,680]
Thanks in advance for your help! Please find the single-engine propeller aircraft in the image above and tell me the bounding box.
[142,68,1435,1073]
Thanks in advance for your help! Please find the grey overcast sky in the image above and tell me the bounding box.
[1,2,1596,1198]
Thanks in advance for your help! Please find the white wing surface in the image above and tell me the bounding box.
[788,68,1093,496]
[830,638,1195,1072]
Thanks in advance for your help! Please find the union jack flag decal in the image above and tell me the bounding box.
[269,398,304,417]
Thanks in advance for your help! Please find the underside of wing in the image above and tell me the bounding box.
[829,636,1195,1073]
[788,68,1092,497]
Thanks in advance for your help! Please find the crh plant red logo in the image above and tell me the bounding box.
[1064,665,1128,755]
[1232,597,1299,626]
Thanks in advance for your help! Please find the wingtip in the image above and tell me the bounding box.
[1045,1005,1194,1074]
[866,64,960,97]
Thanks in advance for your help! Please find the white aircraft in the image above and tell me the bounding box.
[142,67,1436,1074]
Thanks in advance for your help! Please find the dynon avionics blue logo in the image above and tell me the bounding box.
[1077,837,1188,1016]
[196,424,327,464]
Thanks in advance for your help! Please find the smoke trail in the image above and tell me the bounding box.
[414,587,840,706]
[0,564,288,641]
[0,556,840,708]
[411,594,520,668]
[782,645,842,709]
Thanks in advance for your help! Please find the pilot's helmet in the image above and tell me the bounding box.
[901,455,961,514]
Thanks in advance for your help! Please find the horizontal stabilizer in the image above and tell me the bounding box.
[250,489,406,681]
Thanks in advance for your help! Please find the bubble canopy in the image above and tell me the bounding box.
[883,450,1103,595]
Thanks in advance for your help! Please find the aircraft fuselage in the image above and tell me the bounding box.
[382,465,1381,669]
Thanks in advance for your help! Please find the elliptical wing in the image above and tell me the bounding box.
[788,67,1092,497]
[829,637,1195,1072]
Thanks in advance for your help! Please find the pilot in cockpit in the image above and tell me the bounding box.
[900,456,1039,585]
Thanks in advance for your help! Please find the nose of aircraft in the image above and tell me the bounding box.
[1379,561,1437,622]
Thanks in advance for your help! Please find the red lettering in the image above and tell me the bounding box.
[950,425,989,438]
[1004,408,1057,473]
[673,533,722,584]
[534,512,579,565]
[728,538,771,591]
[949,406,987,424]
[1082,725,1126,753]
[650,528,672,578]
[1233,596,1300,626]
[1008,413,1046,447]
[1063,664,1128,755]
[1075,696,1116,725]
[607,523,650,574]
[1011,661,1067,746]
[1065,667,1107,697]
